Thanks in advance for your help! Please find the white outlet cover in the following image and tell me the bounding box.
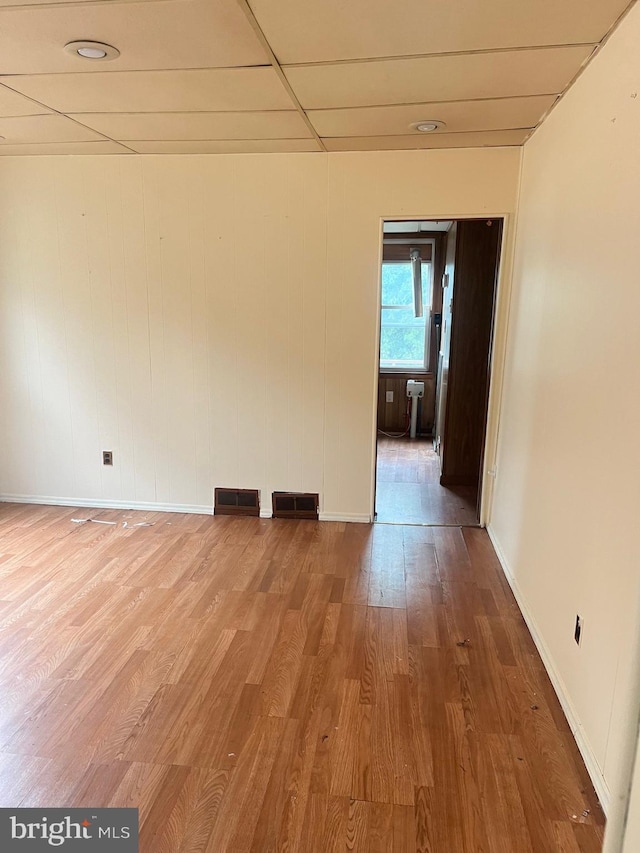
[386,390,394,403]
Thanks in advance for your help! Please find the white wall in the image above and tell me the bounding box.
[0,147,520,519]
[490,0,640,815]
[620,741,640,852]
[0,155,329,514]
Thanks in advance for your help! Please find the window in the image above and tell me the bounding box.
[379,260,432,370]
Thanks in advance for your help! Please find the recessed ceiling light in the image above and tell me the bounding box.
[414,120,446,133]
[78,46,107,58]
[64,40,120,61]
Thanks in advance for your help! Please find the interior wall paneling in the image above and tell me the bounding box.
[439,218,503,488]
[434,222,457,461]
[377,373,435,434]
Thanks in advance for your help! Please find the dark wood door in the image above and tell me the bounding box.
[439,218,503,491]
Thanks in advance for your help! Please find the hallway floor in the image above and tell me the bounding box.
[375,436,478,525]
[0,503,604,852]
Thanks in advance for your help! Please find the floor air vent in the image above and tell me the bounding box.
[214,488,260,517]
[272,491,319,520]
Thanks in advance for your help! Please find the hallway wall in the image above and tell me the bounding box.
[620,743,640,852]
[0,147,520,520]
[490,0,640,813]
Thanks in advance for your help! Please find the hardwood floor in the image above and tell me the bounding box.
[0,503,604,852]
[376,437,478,525]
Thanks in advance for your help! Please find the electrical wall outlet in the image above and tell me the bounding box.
[385,390,394,403]
[103,451,113,466]
[574,614,583,646]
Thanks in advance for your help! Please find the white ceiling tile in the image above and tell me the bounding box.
[248,0,629,63]
[0,0,268,75]
[0,68,295,114]
[71,111,312,141]
[0,83,51,117]
[0,114,106,144]
[323,130,530,151]
[308,95,556,137]
[285,45,594,109]
[127,139,322,154]
[0,140,130,155]
[0,0,618,155]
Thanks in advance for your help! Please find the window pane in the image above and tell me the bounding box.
[381,263,413,306]
[380,260,431,369]
[380,308,425,367]
[421,263,430,310]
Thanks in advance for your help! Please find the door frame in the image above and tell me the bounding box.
[369,211,516,527]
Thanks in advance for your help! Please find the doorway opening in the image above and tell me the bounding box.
[374,217,503,526]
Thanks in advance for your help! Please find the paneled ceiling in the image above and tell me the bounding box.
[0,0,633,156]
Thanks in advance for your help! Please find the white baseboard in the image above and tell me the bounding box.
[0,493,213,516]
[0,495,375,525]
[318,512,372,523]
[487,523,611,815]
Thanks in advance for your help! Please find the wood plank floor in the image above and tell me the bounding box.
[375,437,478,526]
[0,503,604,852]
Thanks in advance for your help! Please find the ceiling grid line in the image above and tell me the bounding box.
[522,0,638,144]
[0,0,178,11]
[281,41,600,69]
[233,0,326,151]
[0,80,137,151]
